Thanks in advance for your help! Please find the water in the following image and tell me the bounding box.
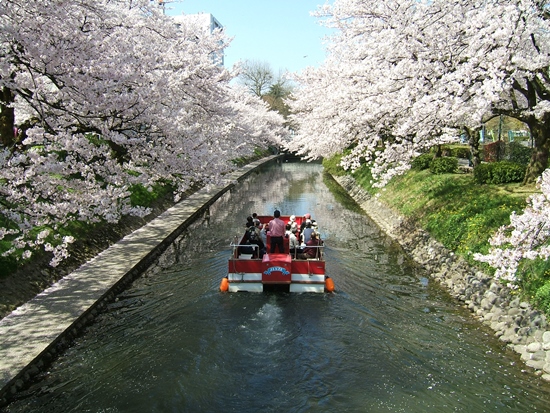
[4,161,550,412]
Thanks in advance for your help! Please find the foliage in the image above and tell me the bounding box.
[506,141,533,165]
[351,163,378,195]
[429,157,458,174]
[473,164,493,185]
[322,153,347,176]
[449,146,471,159]
[473,161,526,184]
[232,147,272,167]
[411,153,433,171]
[534,281,550,315]
[129,182,173,208]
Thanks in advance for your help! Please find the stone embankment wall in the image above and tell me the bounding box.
[333,175,550,382]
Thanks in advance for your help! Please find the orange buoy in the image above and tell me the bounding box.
[220,277,229,292]
[325,277,335,293]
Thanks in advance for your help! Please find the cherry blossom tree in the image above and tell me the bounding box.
[0,0,284,265]
[288,0,550,186]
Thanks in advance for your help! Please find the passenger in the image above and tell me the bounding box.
[245,216,254,228]
[268,209,285,253]
[312,221,320,240]
[289,227,300,258]
[252,212,261,227]
[298,232,322,260]
[285,223,292,238]
[259,222,268,246]
[300,213,312,232]
[289,215,298,231]
[247,223,265,258]
[301,220,315,245]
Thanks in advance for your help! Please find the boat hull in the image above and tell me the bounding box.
[227,254,326,293]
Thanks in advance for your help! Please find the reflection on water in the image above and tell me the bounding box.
[4,161,550,413]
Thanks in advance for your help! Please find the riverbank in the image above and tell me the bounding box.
[332,174,550,382]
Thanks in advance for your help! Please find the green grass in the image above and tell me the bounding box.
[379,170,530,266]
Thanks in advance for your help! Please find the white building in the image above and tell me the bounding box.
[172,13,224,66]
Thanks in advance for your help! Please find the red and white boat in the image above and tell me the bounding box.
[220,215,334,293]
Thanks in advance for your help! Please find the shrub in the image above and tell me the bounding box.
[534,282,550,316]
[506,141,533,165]
[411,153,433,171]
[451,146,471,159]
[429,157,458,174]
[474,161,526,184]
[491,161,526,184]
[473,163,492,184]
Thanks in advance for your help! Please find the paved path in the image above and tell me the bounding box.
[0,156,279,399]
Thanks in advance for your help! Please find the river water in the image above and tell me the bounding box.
[4,161,550,412]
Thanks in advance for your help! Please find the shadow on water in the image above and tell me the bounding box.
[4,161,550,413]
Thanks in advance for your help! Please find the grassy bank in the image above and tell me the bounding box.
[324,154,550,315]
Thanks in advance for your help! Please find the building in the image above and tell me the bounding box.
[172,13,224,66]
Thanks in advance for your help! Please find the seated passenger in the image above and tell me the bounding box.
[300,213,311,232]
[298,232,322,260]
[289,215,298,231]
[285,223,292,238]
[301,220,315,245]
[312,221,321,240]
[245,215,254,228]
[289,227,300,258]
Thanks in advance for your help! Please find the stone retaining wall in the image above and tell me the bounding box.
[333,174,550,382]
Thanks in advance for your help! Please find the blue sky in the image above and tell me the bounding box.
[166,0,332,74]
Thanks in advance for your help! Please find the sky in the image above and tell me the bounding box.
[165,0,332,75]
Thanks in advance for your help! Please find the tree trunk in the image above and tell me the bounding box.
[466,127,482,168]
[523,117,550,184]
[0,86,15,148]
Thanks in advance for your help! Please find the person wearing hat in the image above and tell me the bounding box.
[301,213,312,232]
[289,215,298,231]
[268,210,285,253]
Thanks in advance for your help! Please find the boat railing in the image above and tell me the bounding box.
[230,236,260,258]
[230,236,325,260]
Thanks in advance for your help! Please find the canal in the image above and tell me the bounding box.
[4,161,550,412]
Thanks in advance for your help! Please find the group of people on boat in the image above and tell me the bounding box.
[241,210,323,260]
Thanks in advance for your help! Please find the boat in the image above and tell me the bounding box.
[220,215,334,293]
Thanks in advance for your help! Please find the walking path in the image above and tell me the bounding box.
[0,156,280,403]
